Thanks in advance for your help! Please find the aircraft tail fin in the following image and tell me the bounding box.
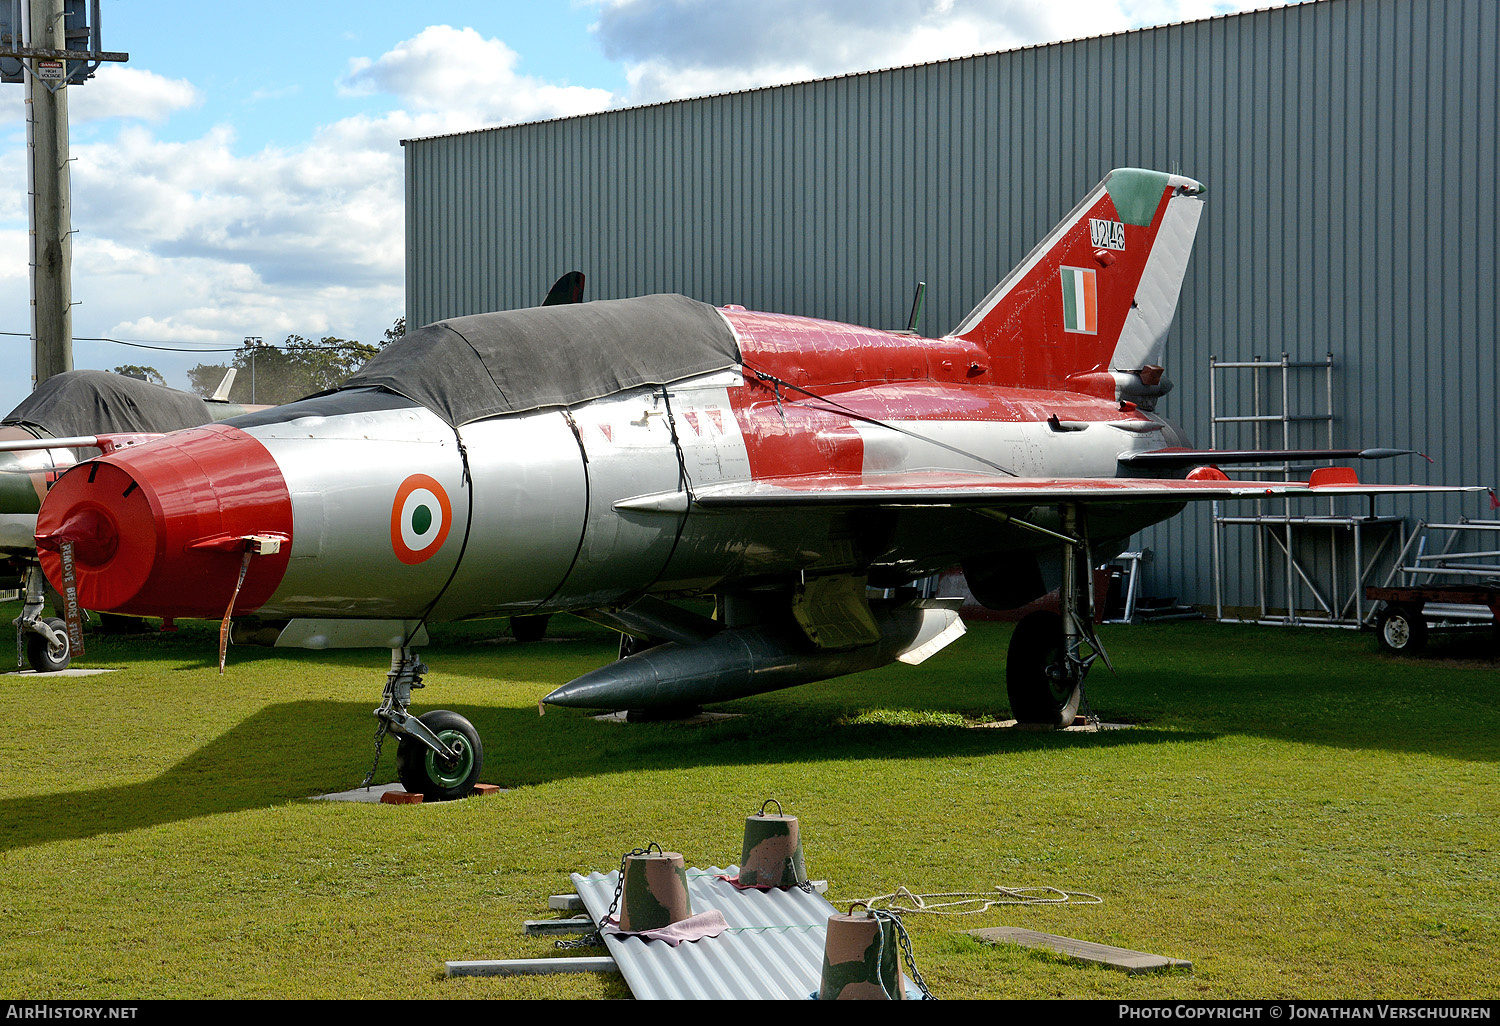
[209,368,237,402]
[950,168,1205,409]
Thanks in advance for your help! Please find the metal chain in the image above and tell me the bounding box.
[787,854,814,893]
[359,719,390,789]
[556,843,663,950]
[871,909,936,1000]
[553,927,602,950]
[1078,680,1099,728]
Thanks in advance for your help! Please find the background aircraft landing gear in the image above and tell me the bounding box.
[372,647,484,800]
[24,617,70,673]
[14,565,72,672]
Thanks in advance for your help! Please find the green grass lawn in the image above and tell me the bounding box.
[0,603,1495,1000]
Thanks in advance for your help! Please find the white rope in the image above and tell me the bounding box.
[855,885,1103,915]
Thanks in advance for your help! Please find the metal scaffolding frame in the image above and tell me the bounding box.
[1208,352,1404,625]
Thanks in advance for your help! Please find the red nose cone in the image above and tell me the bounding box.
[35,424,294,618]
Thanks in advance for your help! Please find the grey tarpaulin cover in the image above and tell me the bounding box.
[2,369,221,438]
[340,294,742,426]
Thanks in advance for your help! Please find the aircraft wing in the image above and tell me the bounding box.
[615,471,1485,512]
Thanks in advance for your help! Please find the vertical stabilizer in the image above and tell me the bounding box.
[949,168,1205,409]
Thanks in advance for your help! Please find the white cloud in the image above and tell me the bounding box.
[339,24,615,125]
[592,0,1290,103]
[69,65,202,123]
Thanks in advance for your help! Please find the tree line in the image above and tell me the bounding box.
[179,317,406,406]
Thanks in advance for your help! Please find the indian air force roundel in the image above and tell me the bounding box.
[391,474,453,564]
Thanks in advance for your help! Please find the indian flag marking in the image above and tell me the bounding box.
[1060,266,1098,334]
[391,473,453,565]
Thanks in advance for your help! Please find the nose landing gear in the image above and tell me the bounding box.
[368,647,484,801]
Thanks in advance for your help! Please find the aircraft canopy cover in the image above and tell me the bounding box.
[341,294,742,426]
[2,369,218,438]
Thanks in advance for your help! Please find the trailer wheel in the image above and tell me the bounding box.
[1375,604,1426,654]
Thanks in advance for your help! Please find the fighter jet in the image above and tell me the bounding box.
[2,368,253,670]
[31,169,1469,798]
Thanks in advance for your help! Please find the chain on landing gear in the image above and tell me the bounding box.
[361,646,484,801]
[12,564,71,673]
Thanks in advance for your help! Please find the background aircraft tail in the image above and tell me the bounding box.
[949,168,1205,409]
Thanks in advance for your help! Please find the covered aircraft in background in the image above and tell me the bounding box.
[31,169,1470,798]
[2,369,254,670]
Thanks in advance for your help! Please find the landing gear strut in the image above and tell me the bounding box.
[13,565,71,673]
[1004,505,1109,727]
[370,647,483,800]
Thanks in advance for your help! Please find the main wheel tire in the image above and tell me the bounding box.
[1375,604,1426,654]
[395,710,483,801]
[510,615,550,643]
[25,617,71,672]
[1006,610,1083,727]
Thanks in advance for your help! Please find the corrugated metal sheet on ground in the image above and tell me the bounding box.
[572,865,836,1000]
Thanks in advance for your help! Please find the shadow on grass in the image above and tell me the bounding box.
[0,696,1205,853]
[3,614,1494,853]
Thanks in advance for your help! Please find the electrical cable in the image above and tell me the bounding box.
[741,360,1019,478]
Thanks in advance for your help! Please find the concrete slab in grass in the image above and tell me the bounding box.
[969,926,1192,974]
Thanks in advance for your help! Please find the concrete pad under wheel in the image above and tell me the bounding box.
[312,782,506,803]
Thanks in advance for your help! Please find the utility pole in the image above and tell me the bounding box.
[28,0,71,387]
[0,0,128,390]
[244,337,262,403]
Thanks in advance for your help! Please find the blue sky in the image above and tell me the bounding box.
[1,0,1287,414]
[98,2,627,150]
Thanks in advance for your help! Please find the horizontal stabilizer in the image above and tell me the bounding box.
[1120,447,1418,468]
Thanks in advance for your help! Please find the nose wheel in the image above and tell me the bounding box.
[395,709,483,800]
[369,647,485,801]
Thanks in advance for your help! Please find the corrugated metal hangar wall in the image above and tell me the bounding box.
[403,0,1497,615]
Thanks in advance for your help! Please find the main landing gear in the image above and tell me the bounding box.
[13,565,71,673]
[1002,505,1110,728]
[371,647,483,800]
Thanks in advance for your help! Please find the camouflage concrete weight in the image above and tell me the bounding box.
[618,851,692,932]
[819,912,905,1000]
[738,813,808,888]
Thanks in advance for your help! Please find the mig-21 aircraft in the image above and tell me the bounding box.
[31,169,1468,798]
